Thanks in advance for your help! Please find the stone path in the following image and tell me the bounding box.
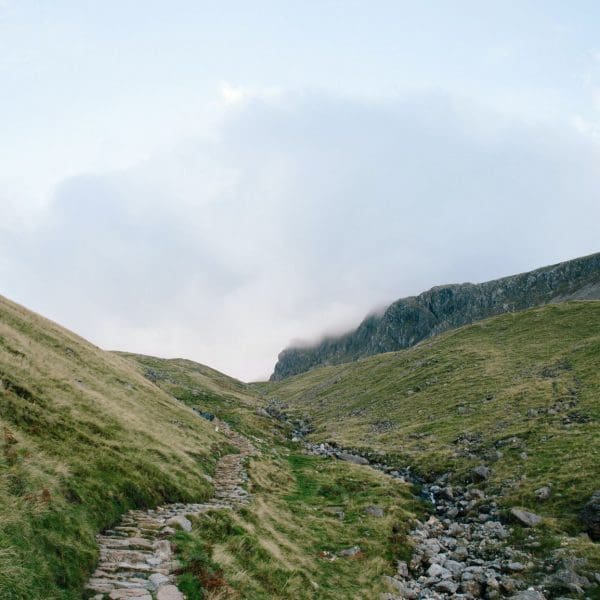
[86,420,255,600]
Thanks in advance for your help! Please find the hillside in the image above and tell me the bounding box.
[271,251,600,380]
[118,353,422,598]
[0,295,223,599]
[262,302,600,572]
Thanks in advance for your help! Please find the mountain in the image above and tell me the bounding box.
[261,301,600,574]
[271,251,600,380]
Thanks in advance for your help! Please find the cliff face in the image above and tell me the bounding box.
[271,252,600,380]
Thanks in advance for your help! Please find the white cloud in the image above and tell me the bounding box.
[2,90,600,380]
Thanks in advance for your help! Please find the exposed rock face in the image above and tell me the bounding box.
[271,252,600,380]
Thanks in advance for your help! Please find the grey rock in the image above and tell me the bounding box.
[435,579,458,594]
[443,559,464,576]
[382,576,417,598]
[510,590,546,600]
[461,580,482,596]
[148,574,170,591]
[396,560,409,578]
[339,545,362,557]
[580,490,600,540]
[510,508,543,527]
[472,466,491,482]
[156,586,184,600]
[337,452,369,465]
[534,486,552,501]
[166,515,192,532]
[545,569,590,595]
[364,505,385,517]
[427,563,451,579]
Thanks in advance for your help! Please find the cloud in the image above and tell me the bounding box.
[2,89,600,380]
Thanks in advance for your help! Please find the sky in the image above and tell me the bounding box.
[1,1,600,380]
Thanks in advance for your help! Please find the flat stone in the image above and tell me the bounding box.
[128,537,154,550]
[337,452,369,465]
[156,584,185,600]
[510,508,543,527]
[149,573,170,591]
[109,590,151,599]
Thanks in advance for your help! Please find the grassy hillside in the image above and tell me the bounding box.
[0,296,222,599]
[123,354,422,598]
[173,451,420,599]
[118,353,264,439]
[261,302,600,542]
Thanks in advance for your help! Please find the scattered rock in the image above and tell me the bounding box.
[510,508,543,528]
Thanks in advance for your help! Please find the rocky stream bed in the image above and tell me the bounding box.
[263,403,600,600]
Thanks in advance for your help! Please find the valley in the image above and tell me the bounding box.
[0,287,599,598]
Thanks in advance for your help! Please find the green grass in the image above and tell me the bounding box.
[175,449,422,599]
[260,302,600,569]
[0,295,223,599]
[118,353,265,440]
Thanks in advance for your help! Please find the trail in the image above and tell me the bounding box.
[86,420,255,600]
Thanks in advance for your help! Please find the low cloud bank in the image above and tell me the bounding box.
[2,90,599,379]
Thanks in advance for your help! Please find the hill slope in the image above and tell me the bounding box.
[263,302,600,547]
[0,295,223,599]
[272,251,600,380]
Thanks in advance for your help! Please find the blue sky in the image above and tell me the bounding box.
[1,1,600,379]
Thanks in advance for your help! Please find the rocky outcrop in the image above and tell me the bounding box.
[271,252,600,380]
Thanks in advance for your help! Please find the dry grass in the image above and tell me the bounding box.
[0,295,222,598]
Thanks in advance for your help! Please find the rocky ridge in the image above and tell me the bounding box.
[272,252,600,380]
[85,419,255,600]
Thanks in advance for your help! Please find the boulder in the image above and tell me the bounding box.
[337,452,369,465]
[580,490,600,540]
[510,508,543,527]
[472,466,491,482]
